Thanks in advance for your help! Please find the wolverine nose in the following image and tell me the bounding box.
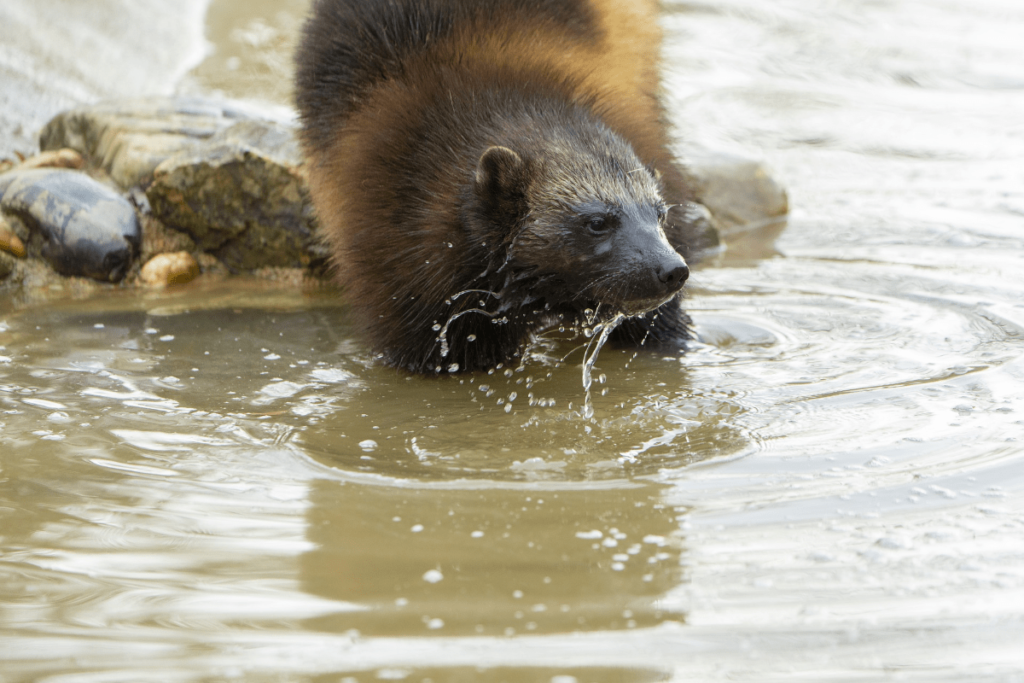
[656,254,689,291]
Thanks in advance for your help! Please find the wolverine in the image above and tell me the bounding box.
[296,0,709,373]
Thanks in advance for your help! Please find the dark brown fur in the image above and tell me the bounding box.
[296,0,701,373]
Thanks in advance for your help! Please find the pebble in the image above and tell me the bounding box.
[14,148,85,171]
[0,216,26,258]
[139,251,199,287]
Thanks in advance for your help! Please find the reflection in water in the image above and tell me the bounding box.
[302,481,683,637]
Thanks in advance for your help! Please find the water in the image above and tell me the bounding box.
[3,0,1024,680]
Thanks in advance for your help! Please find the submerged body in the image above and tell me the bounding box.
[296,0,704,373]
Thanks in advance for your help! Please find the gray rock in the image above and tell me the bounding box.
[0,169,140,282]
[145,120,316,271]
[38,97,272,189]
[686,148,789,233]
[0,251,13,281]
[672,201,721,261]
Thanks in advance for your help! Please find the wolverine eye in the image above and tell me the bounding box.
[584,215,616,236]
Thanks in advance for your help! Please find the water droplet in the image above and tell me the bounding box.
[504,368,513,377]
[508,392,517,402]
[447,242,453,248]
[467,334,477,342]
[359,439,378,451]
[504,403,512,413]
[422,569,444,583]
[432,323,441,331]
[447,363,460,373]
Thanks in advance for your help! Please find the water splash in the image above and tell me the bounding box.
[581,313,624,419]
[448,289,501,303]
[436,289,505,358]
[438,308,497,358]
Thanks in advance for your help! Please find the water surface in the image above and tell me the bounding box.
[3,0,1024,680]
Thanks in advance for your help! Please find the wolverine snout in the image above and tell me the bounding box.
[655,253,688,292]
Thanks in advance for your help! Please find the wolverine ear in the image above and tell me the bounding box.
[474,146,527,218]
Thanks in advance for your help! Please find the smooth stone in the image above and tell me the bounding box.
[146,119,315,271]
[672,201,721,261]
[0,169,140,282]
[686,147,789,232]
[139,251,200,287]
[38,97,273,189]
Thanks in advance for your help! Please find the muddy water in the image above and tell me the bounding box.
[4,0,1024,680]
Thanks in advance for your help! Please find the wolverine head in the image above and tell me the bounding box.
[472,135,688,317]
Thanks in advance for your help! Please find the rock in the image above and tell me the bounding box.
[139,251,200,287]
[146,119,316,271]
[0,251,14,281]
[14,148,85,171]
[38,97,273,189]
[0,169,140,282]
[0,215,26,258]
[194,251,229,277]
[138,214,195,263]
[672,201,721,261]
[686,148,789,233]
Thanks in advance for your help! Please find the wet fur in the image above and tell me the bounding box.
[296,0,699,373]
